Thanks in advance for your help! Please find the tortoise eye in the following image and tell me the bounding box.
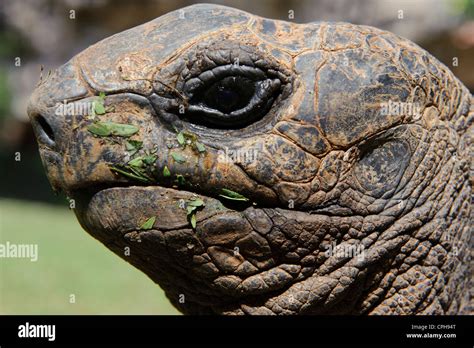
[202,76,255,114]
[182,64,281,128]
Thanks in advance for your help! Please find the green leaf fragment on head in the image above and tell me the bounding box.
[87,121,139,138]
[171,153,186,163]
[125,140,143,152]
[143,154,157,165]
[127,165,147,178]
[182,131,198,141]
[87,122,111,136]
[186,205,196,216]
[185,197,204,229]
[139,216,156,230]
[93,101,106,115]
[110,123,139,137]
[219,188,250,202]
[190,214,197,229]
[187,198,204,207]
[177,132,185,146]
[128,157,144,168]
[163,166,171,177]
[195,142,206,153]
[109,165,153,183]
[93,92,107,115]
[123,155,156,178]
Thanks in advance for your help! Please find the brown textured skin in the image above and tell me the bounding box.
[28,4,473,315]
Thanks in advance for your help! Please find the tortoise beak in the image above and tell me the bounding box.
[28,60,91,193]
[28,60,90,152]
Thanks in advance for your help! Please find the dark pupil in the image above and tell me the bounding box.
[203,76,255,114]
[216,88,239,108]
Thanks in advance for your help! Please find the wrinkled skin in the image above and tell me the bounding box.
[28,4,473,315]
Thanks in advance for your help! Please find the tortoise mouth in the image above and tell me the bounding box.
[72,184,241,239]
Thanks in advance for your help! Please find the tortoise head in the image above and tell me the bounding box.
[28,4,472,314]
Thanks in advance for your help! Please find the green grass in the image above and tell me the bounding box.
[0,199,179,314]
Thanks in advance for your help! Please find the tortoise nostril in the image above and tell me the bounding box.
[36,114,56,143]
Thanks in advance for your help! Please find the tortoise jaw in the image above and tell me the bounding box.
[72,184,224,239]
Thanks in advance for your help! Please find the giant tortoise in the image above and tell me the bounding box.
[28,4,473,315]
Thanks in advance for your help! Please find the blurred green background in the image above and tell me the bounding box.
[0,199,179,314]
[0,0,473,314]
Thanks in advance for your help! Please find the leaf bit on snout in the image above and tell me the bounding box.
[109,165,153,183]
[109,150,157,184]
[175,130,206,154]
[171,152,186,163]
[219,188,250,202]
[93,92,107,115]
[125,140,143,156]
[185,197,205,229]
[163,166,171,177]
[88,121,139,138]
[139,216,156,230]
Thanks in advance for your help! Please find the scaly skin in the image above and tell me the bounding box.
[28,4,472,315]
